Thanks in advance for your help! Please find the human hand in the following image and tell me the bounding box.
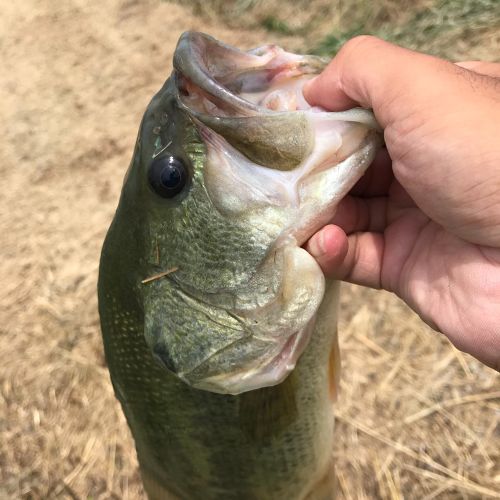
[303,36,500,370]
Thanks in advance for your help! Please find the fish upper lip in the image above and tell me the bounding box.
[173,32,380,128]
[173,31,327,115]
[173,30,380,180]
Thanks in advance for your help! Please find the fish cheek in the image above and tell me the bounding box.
[142,279,248,380]
[152,194,270,293]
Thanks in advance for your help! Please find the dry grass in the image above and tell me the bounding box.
[0,0,499,498]
[335,286,500,498]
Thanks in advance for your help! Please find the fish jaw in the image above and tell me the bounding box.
[180,246,325,394]
[141,32,382,395]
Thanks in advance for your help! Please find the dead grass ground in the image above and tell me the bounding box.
[0,0,498,498]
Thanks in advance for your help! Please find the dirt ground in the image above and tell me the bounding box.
[0,0,498,498]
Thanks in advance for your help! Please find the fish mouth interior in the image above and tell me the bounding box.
[173,30,325,115]
[157,32,382,394]
[175,43,318,114]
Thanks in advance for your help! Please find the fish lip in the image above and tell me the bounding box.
[172,31,380,128]
[173,31,261,115]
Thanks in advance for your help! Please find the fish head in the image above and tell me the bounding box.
[125,32,382,395]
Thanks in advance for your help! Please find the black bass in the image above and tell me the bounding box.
[98,32,381,499]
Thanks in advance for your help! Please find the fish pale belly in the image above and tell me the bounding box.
[100,261,340,500]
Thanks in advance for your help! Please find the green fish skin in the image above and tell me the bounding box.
[99,32,381,499]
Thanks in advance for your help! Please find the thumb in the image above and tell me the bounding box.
[303,36,467,129]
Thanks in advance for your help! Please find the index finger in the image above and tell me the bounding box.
[303,36,469,129]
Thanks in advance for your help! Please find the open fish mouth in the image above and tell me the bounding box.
[173,32,381,243]
[150,32,382,394]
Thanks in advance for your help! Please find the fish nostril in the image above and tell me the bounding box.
[152,343,177,373]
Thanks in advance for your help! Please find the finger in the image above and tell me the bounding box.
[331,195,387,234]
[306,225,384,289]
[305,224,349,272]
[456,61,500,78]
[303,35,470,129]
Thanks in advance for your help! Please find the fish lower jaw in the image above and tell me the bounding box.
[183,244,325,395]
[189,320,315,395]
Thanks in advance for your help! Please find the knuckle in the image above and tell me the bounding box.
[338,35,384,60]
[333,35,389,98]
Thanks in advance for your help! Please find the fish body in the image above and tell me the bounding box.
[99,33,381,499]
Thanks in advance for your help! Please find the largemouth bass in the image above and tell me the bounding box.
[98,32,381,499]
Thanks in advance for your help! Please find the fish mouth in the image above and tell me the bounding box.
[173,32,381,240]
[156,32,382,394]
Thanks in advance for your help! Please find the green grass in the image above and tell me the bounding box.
[310,0,500,58]
[310,26,366,56]
[261,16,297,36]
[166,0,500,60]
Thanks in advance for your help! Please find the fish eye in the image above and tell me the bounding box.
[148,154,187,198]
